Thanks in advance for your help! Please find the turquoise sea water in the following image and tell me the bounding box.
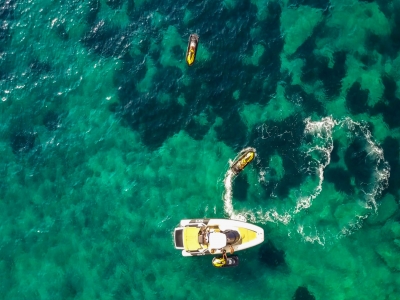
[1,0,400,298]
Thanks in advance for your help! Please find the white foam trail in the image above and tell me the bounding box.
[340,118,390,211]
[223,169,234,215]
[294,117,336,213]
[223,161,292,224]
[338,214,369,238]
[222,169,248,222]
[222,148,291,224]
[297,225,325,246]
[222,117,390,243]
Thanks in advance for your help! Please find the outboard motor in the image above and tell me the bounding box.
[224,230,240,245]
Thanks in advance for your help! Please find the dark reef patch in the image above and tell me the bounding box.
[365,31,400,59]
[298,31,347,100]
[0,0,17,20]
[112,0,284,149]
[287,0,330,10]
[81,21,131,58]
[215,111,248,150]
[346,81,369,115]
[0,20,10,47]
[371,76,400,129]
[293,286,316,300]
[10,131,37,154]
[323,51,347,99]
[153,66,182,94]
[259,240,285,268]
[325,167,354,194]
[381,137,400,195]
[43,111,62,131]
[330,140,341,163]
[54,22,69,41]
[184,112,214,141]
[106,0,124,10]
[285,84,325,116]
[344,139,371,185]
[233,173,249,201]
[124,97,184,149]
[251,115,305,199]
[357,52,378,67]
[87,0,100,25]
[29,59,52,75]
[0,0,16,50]
[382,75,397,101]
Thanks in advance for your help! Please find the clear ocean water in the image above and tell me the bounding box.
[1,0,400,299]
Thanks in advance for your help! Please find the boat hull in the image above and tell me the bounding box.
[186,34,199,66]
[174,218,264,257]
[230,147,256,175]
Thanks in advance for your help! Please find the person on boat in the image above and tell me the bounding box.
[200,227,209,244]
[212,250,228,267]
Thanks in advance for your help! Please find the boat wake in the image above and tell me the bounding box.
[222,117,390,245]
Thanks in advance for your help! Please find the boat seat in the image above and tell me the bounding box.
[209,232,227,249]
[198,234,205,244]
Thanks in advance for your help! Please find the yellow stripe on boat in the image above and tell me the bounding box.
[238,227,257,243]
[183,227,200,250]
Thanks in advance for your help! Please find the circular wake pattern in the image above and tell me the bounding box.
[223,117,390,245]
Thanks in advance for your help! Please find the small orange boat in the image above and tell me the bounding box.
[230,148,256,175]
[186,34,199,66]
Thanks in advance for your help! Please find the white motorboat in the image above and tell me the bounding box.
[173,218,264,257]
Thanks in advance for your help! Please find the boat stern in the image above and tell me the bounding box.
[174,227,184,250]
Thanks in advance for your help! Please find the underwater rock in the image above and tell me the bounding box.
[215,111,247,149]
[10,131,36,154]
[330,140,341,163]
[285,84,325,116]
[344,139,371,185]
[346,81,369,115]
[29,59,51,74]
[54,22,69,40]
[43,111,62,131]
[0,0,17,20]
[233,173,249,201]
[0,20,10,47]
[184,117,210,141]
[293,286,316,300]
[258,240,285,268]
[87,0,100,25]
[381,137,399,195]
[106,0,123,9]
[325,167,354,194]
[81,20,131,58]
[288,0,329,10]
[301,51,347,99]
